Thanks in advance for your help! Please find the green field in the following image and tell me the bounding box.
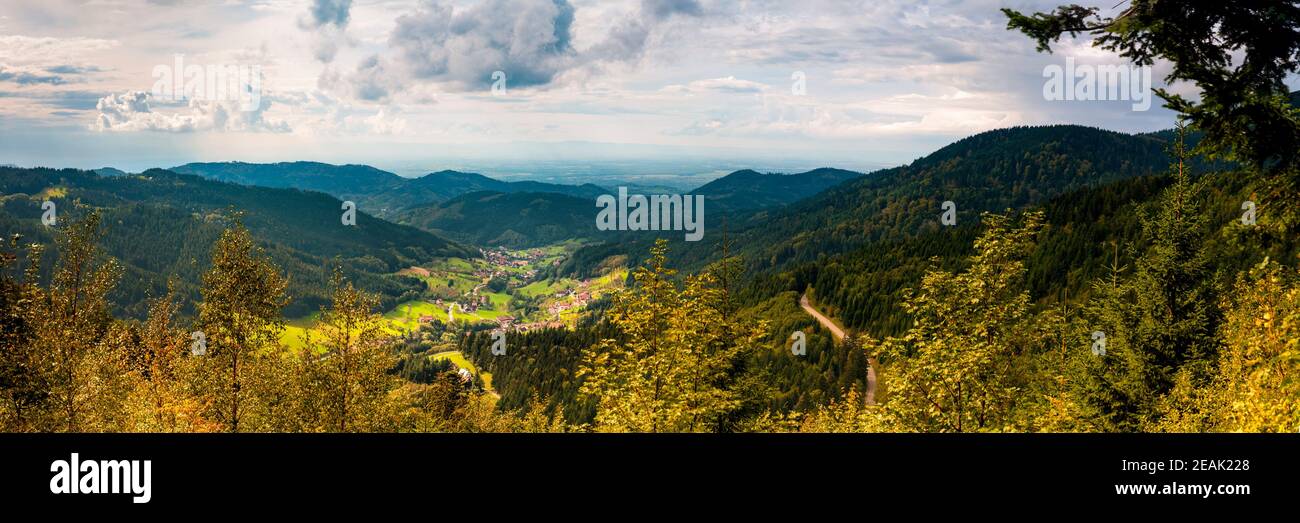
[518,278,573,298]
[280,324,310,351]
[429,351,494,392]
[429,350,475,371]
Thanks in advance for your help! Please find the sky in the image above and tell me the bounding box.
[0,0,1200,181]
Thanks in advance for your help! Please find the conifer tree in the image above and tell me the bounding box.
[1211,261,1300,431]
[1075,125,1222,431]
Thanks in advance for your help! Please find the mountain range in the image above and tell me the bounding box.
[0,123,1207,326]
[0,166,468,318]
[171,162,608,218]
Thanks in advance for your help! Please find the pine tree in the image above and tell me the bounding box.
[1152,260,1300,432]
[1076,124,1222,431]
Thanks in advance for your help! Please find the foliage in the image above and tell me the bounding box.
[876,212,1047,432]
[576,239,768,432]
[1004,1,1300,179]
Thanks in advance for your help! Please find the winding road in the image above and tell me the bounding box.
[800,293,877,405]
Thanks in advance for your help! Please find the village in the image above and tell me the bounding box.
[395,242,621,336]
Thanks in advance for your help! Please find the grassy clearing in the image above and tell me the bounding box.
[280,324,310,351]
[518,278,572,298]
[429,350,475,372]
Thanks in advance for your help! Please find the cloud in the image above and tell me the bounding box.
[0,89,104,110]
[44,64,105,75]
[307,0,352,27]
[0,35,119,64]
[386,0,576,89]
[671,90,1019,140]
[662,76,767,94]
[348,54,397,101]
[0,35,116,85]
[301,0,354,63]
[91,90,290,133]
[0,65,69,85]
[333,0,703,98]
[586,0,702,63]
[641,0,702,20]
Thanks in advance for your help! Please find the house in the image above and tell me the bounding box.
[418,315,435,323]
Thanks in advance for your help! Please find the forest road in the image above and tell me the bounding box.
[800,293,877,406]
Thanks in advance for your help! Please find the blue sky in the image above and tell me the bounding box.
[0,1,1196,178]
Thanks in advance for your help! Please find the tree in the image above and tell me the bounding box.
[0,235,44,431]
[121,283,217,432]
[1075,125,1222,431]
[197,221,288,432]
[1004,1,1300,177]
[577,239,767,432]
[302,269,396,432]
[1151,260,1300,432]
[878,212,1046,432]
[27,210,125,431]
[1210,260,1300,431]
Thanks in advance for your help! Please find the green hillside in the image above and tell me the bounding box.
[0,166,469,318]
[397,191,598,248]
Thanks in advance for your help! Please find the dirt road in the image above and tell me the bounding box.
[800,293,877,405]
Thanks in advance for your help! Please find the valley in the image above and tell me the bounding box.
[279,239,627,392]
[4,118,1297,434]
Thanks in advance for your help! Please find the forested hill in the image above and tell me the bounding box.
[396,190,598,248]
[171,161,405,203]
[691,167,865,211]
[559,124,1173,278]
[365,170,607,216]
[173,162,608,217]
[736,125,1171,268]
[0,166,469,318]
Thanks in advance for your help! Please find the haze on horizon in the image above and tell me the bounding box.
[0,0,1212,180]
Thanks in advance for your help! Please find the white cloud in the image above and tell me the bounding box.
[0,35,118,85]
[3,0,1184,166]
[91,90,290,133]
[0,35,119,65]
[662,76,767,94]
